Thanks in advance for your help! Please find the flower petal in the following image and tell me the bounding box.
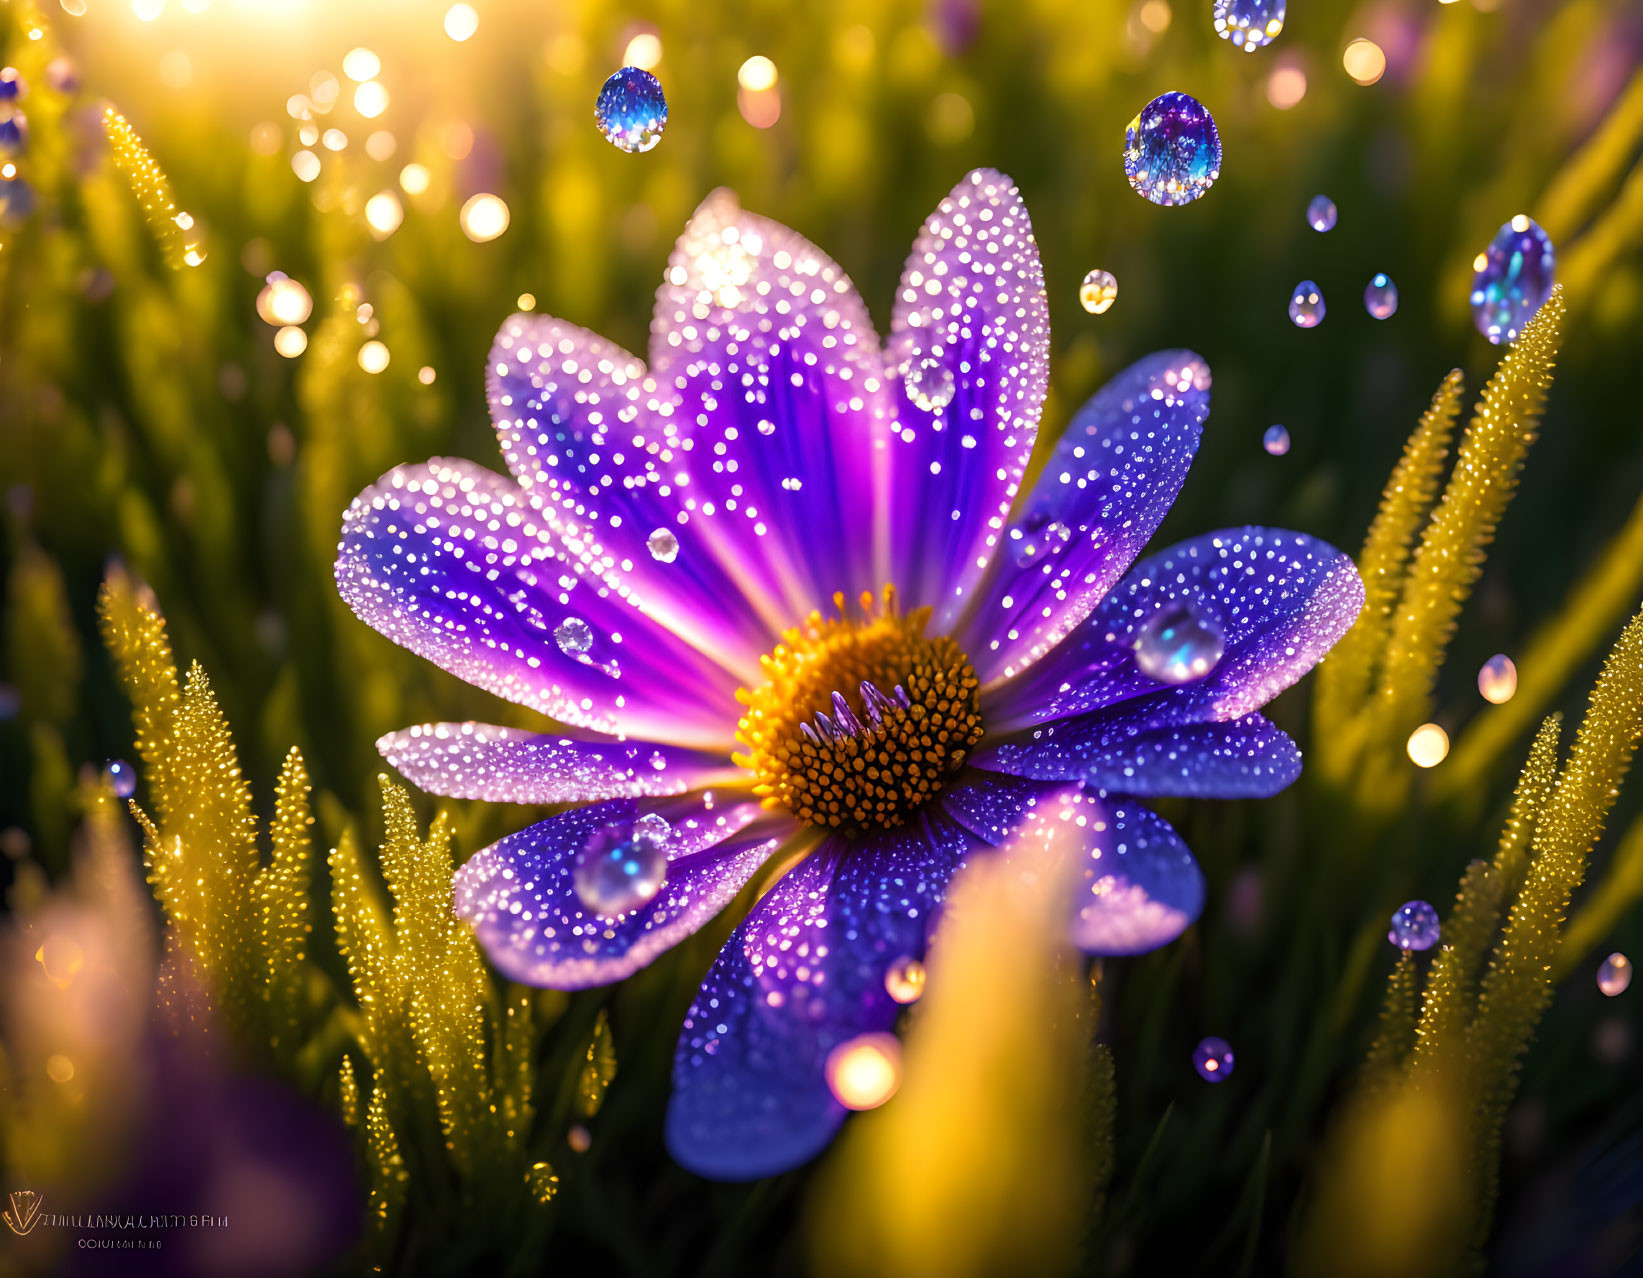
[975,712,1301,799]
[452,795,782,990]
[665,815,971,1180]
[377,722,738,804]
[966,351,1211,685]
[335,458,739,748]
[1072,800,1204,955]
[648,189,893,621]
[887,168,1050,628]
[989,527,1364,732]
[487,314,770,681]
[939,769,1065,845]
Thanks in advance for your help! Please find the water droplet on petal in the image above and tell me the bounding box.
[646,527,679,563]
[634,812,672,845]
[572,822,668,917]
[1597,952,1632,996]
[1124,91,1222,207]
[906,356,955,412]
[1010,517,1073,566]
[1079,268,1118,314]
[885,956,927,1004]
[104,758,136,799]
[1288,280,1326,328]
[1470,215,1555,344]
[554,617,594,656]
[1388,899,1441,950]
[595,67,668,153]
[1478,654,1517,704]
[1364,273,1398,319]
[1193,1036,1235,1082]
[1134,601,1225,684]
[1306,194,1337,232]
[1262,424,1290,455]
[1213,0,1285,50]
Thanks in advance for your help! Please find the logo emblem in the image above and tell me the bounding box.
[3,1190,44,1236]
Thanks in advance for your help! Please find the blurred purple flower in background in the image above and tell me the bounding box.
[335,168,1364,1180]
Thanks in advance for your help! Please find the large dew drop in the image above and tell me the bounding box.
[1306,194,1337,232]
[906,356,955,412]
[104,758,137,799]
[595,67,668,154]
[1364,273,1398,320]
[1079,268,1118,314]
[1597,952,1632,997]
[1470,215,1554,344]
[554,616,594,656]
[1288,280,1326,328]
[646,527,680,563]
[1193,1036,1235,1082]
[1133,601,1225,684]
[572,822,668,917]
[1123,91,1222,207]
[1388,899,1441,951]
[1212,0,1285,51]
[1262,424,1290,456]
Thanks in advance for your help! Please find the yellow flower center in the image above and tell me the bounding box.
[734,588,985,836]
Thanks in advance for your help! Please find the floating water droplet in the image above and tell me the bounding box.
[1306,193,1337,232]
[1388,899,1441,951]
[1288,280,1326,328]
[1470,215,1555,344]
[906,356,955,412]
[1079,268,1118,314]
[1478,654,1517,704]
[1213,0,1285,50]
[646,527,679,563]
[884,956,927,1004]
[104,758,136,799]
[554,617,593,656]
[825,1032,902,1109]
[1364,273,1398,319]
[1406,722,1449,768]
[572,822,668,917]
[0,68,23,101]
[1597,952,1632,996]
[1192,1036,1235,1082]
[1123,91,1222,207]
[1133,601,1225,684]
[595,67,668,154]
[1263,424,1290,456]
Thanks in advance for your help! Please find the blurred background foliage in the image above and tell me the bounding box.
[3,0,1643,1273]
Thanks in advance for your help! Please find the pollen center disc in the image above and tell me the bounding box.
[734,589,985,836]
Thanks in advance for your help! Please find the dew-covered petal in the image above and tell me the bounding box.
[377,721,739,804]
[939,769,1065,846]
[975,712,1301,798]
[665,815,972,1180]
[989,527,1364,732]
[487,314,772,680]
[648,189,893,621]
[887,168,1050,627]
[335,458,739,748]
[1073,800,1204,955]
[966,351,1211,686]
[452,795,781,989]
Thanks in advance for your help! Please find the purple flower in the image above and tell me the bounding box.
[335,169,1364,1181]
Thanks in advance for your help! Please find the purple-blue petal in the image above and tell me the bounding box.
[487,315,772,681]
[975,712,1301,799]
[452,796,783,989]
[648,189,894,621]
[939,769,1065,845]
[989,527,1364,732]
[377,721,738,804]
[966,351,1211,685]
[334,459,739,748]
[886,169,1050,628]
[665,815,972,1180]
[1074,800,1204,955]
